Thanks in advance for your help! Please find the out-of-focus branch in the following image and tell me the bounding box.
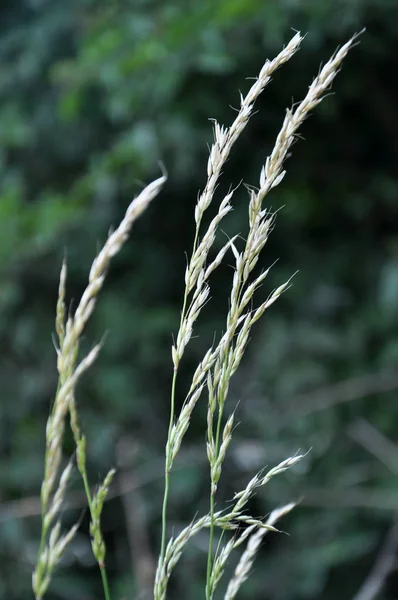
[348,418,398,475]
[0,465,160,523]
[117,438,155,600]
[0,448,204,523]
[303,487,398,512]
[289,371,398,417]
[352,518,398,600]
[0,460,164,523]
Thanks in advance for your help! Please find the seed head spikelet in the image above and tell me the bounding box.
[224,502,297,600]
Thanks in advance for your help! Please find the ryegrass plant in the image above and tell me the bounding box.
[33,31,359,600]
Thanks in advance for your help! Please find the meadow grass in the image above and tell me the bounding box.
[33,31,360,600]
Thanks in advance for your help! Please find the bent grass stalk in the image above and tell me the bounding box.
[33,175,166,600]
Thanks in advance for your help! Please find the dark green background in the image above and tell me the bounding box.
[1,1,398,599]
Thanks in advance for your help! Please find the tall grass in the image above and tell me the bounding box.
[33,31,360,600]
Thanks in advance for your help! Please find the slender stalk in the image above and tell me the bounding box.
[206,360,230,600]
[81,470,93,512]
[160,368,178,561]
[99,567,112,600]
[206,403,225,600]
[159,227,199,570]
[206,493,216,600]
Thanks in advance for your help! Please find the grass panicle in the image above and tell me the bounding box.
[33,176,166,600]
[155,31,359,600]
[34,31,359,600]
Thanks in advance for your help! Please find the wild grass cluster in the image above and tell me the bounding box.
[33,31,359,600]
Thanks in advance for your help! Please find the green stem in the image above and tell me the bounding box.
[206,493,216,600]
[99,564,112,600]
[81,469,93,510]
[160,368,178,562]
[158,226,200,578]
[206,397,225,600]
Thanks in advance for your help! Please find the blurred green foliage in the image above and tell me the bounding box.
[1,0,398,599]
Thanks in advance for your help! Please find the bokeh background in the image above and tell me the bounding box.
[1,1,398,599]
